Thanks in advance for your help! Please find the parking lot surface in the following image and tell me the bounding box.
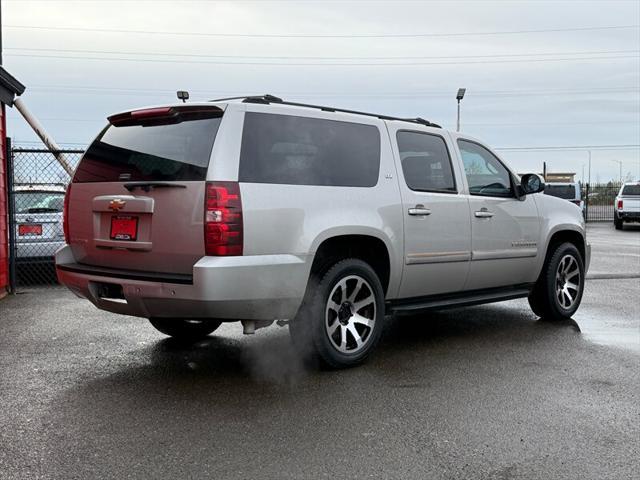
[1,224,638,479]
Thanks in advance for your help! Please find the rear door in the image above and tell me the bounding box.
[67,105,224,275]
[388,125,472,298]
[455,139,540,290]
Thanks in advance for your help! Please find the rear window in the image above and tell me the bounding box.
[15,191,65,213]
[544,184,576,199]
[239,112,380,187]
[621,185,640,196]
[74,115,222,182]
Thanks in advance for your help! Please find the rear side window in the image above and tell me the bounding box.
[622,185,640,195]
[397,131,456,192]
[239,112,380,187]
[74,116,222,182]
[544,184,576,199]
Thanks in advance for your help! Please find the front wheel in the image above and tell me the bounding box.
[290,258,385,369]
[149,318,222,341]
[528,242,585,321]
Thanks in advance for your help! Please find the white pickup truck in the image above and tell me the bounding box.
[614,182,640,230]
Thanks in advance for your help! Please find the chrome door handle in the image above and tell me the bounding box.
[474,209,494,218]
[408,205,432,216]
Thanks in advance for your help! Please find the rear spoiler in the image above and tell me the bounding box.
[108,105,223,127]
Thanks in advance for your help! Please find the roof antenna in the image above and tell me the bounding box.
[177,90,189,103]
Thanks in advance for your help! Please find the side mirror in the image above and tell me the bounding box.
[520,173,545,195]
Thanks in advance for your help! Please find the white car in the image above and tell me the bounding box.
[544,182,583,210]
[56,96,590,368]
[14,184,66,263]
[614,182,640,229]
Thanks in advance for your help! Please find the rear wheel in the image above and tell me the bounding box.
[528,242,584,321]
[290,258,385,369]
[149,318,221,340]
[614,216,623,230]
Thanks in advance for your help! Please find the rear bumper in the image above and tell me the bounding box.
[617,211,640,221]
[55,245,311,321]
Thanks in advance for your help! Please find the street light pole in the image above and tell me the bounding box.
[612,159,623,183]
[456,88,466,132]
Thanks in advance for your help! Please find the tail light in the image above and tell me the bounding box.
[617,199,623,210]
[204,182,243,256]
[571,200,581,206]
[63,183,72,243]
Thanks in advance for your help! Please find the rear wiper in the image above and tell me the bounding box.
[26,207,59,213]
[123,182,187,192]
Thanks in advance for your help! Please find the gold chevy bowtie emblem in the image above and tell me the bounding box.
[108,198,127,212]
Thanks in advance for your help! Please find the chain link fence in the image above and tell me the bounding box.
[7,143,84,288]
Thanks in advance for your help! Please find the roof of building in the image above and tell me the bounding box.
[0,66,25,106]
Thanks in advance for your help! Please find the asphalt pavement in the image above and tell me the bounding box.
[0,223,638,480]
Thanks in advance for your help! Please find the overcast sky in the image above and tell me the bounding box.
[2,0,639,182]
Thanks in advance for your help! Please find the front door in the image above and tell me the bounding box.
[456,139,541,290]
[390,127,472,299]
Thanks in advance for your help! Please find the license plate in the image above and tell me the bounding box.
[19,224,42,236]
[110,216,138,241]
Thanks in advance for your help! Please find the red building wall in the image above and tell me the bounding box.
[0,103,8,293]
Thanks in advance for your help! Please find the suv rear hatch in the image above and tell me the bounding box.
[67,105,223,275]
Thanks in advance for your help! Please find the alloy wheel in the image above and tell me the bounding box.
[325,275,377,354]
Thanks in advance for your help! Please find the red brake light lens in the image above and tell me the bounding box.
[617,199,623,209]
[130,107,172,119]
[204,182,243,256]
[108,105,222,127]
[63,183,72,243]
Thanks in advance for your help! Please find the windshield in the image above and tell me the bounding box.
[544,184,576,200]
[621,185,640,196]
[15,191,65,213]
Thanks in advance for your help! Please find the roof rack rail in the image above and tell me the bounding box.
[209,94,441,128]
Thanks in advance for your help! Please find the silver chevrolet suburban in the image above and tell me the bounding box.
[56,95,590,368]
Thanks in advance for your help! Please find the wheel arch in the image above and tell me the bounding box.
[537,226,587,280]
[308,231,394,296]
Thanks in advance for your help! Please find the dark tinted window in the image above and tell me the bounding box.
[544,184,576,199]
[458,140,513,197]
[622,184,640,196]
[397,131,456,192]
[74,116,222,182]
[15,192,65,213]
[239,112,380,187]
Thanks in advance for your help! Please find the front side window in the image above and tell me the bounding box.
[458,140,513,197]
[239,112,380,187]
[396,131,456,192]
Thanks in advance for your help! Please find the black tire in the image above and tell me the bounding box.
[614,216,623,230]
[149,318,222,341]
[289,258,385,369]
[528,242,585,321]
